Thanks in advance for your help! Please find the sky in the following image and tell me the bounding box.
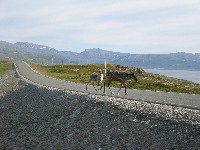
[1,0,200,54]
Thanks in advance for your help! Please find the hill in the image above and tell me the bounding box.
[1,40,200,70]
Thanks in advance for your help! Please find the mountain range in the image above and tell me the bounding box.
[1,40,200,70]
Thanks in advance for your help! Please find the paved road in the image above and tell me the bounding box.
[14,61,200,110]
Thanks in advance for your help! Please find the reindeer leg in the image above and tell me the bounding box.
[103,81,106,94]
[98,80,103,91]
[108,82,114,95]
[124,82,128,95]
[117,82,123,95]
[98,82,103,91]
[86,80,91,90]
[102,80,107,94]
[92,81,98,91]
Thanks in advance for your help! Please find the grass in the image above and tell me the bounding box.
[0,61,12,76]
[29,63,200,95]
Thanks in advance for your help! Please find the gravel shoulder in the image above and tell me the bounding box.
[0,65,200,149]
[0,66,21,97]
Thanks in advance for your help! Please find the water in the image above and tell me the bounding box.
[145,69,200,84]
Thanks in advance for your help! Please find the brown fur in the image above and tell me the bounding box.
[104,71,137,95]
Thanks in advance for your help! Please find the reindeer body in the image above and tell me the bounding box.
[86,71,103,91]
[104,71,137,95]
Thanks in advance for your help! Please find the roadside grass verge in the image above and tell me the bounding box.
[0,60,12,76]
[29,63,200,95]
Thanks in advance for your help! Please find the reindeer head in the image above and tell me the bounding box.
[129,73,137,82]
[98,70,102,74]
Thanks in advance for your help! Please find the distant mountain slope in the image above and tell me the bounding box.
[0,41,79,65]
[1,40,200,70]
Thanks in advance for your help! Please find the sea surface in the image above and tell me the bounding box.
[145,69,200,84]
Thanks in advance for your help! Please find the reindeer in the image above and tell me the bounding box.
[104,70,137,95]
[86,70,104,91]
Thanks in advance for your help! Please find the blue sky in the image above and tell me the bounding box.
[1,0,200,54]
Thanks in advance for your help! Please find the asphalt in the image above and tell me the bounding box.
[14,61,200,110]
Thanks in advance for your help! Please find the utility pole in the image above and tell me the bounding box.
[51,55,54,64]
[104,59,106,77]
[61,59,64,67]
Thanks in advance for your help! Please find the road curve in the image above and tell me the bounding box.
[14,61,200,110]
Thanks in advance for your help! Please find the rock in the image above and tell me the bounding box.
[0,68,200,149]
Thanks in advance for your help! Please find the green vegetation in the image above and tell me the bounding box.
[29,63,200,95]
[0,61,12,76]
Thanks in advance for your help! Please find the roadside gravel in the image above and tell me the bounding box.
[0,68,200,149]
[0,68,21,97]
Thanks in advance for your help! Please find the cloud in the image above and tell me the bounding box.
[0,0,200,53]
